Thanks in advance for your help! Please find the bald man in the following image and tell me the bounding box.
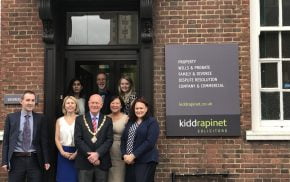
[74,94,113,182]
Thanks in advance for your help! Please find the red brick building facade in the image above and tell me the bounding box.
[1,0,290,181]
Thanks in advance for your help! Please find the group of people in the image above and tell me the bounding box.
[1,72,160,182]
[65,72,138,116]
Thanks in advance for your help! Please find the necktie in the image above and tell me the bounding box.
[92,117,98,132]
[22,115,31,151]
[126,122,139,154]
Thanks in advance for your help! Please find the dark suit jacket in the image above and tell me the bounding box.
[1,111,50,170]
[120,116,159,164]
[100,91,113,115]
[74,112,113,170]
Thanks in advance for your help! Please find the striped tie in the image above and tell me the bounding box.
[92,117,97,132]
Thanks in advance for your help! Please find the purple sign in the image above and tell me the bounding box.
[165,44,240,136]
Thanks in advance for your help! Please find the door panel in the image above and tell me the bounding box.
[66,51,139,97]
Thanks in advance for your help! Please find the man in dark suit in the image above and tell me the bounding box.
[1,90,50,182]
[94,72,113,115]
[74,94,113,182]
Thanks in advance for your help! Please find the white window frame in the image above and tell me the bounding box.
[247,0,290,140]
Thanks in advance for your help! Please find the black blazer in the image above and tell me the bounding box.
[121,116,159,164]
[100,91,113,115]
[1,111,50,170]
[74,112,113,170]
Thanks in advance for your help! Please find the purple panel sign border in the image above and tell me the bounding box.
[165,44,240,136]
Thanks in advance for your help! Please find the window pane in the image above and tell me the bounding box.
[283,62,290,89]
[67,12,138,45]
[259,32,279,58]
[283,0,290,26]
[67,15,90,45]
[261,63,278,88]
[260,0,279,26]
[89,15,115,45]
[67,14,114,45]
[118,15,139,44]
[283,92,290,119]
[282,32,290,58]
[261,92,280,120]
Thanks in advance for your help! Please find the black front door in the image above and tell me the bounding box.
[65,50,139,97]
[39,1,153,181]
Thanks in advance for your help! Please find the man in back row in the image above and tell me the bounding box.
[94,72,113,115]
[1,90,50,182]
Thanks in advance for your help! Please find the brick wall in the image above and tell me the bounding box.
[0,0,44,181]
[153,0,290,181]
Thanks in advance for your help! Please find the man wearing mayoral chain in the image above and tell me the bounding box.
[74,94,113,182]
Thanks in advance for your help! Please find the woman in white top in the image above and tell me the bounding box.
[66,78,86,115]
[55,96,79,182]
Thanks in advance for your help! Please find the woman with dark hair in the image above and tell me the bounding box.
[118,75,136,115]
[120,97,159,182]
[108,96,129,182]
[66,78,86,115]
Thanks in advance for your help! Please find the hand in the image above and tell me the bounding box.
[44,163,50,171]
[93,159,100,166]
[87,152,99,164]
[1,165,9,172]
[123,155,131,164]
[69,151,77,160]
[123,154,135,164]
[61,151,73,159]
